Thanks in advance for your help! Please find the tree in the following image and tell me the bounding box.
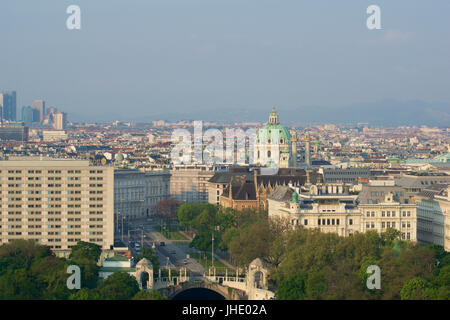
[95,272,139,300]
[154,198,180,222]
[132,290,166,300]
[69,241,102,263]
[305,270,327,299]
[379,245,435,300]
[381,228,402,246]
[228,219,274,266]
[31,256,72,299]
[276,273,307,300]
[0,268,40,299]
[177,203,205,229]
[190,232,213,253]
[0,240,71,300]
[401,277,427,300]
[68,241,102,289]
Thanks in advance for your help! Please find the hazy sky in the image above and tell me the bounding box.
[1,0,449,122]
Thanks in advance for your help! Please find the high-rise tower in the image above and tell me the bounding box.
[0,91,17,122]
[304,132,311,167]
[32,100,46,123]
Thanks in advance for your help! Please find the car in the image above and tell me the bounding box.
[183,259,188,265]
[135,243,141,249]
[159,242,165,246]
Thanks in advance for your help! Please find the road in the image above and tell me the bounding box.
[124,219,206,276]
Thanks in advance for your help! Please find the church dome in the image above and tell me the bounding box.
[256,106,291,144]
[254,106,294,169]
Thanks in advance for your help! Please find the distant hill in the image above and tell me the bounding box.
[72,99,450,127]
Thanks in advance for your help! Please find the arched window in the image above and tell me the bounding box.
[268,150,271,158]
[257,150,260,159]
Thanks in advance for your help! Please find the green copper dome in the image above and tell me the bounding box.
[256,124,292,143]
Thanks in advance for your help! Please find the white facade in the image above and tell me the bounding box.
[268,185,419,242]
[0,158,114,251]
[170,164,219,203]
[114,169,170,219]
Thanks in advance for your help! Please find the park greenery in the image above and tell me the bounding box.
[1,203,448,300]
[0,240,164,300]
[176,203,450,300]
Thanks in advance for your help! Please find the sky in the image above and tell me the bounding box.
[0,0,449,123]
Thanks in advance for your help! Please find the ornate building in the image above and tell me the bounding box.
[219,168,321,210]
[254,107,296,168]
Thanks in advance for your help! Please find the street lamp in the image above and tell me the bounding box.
[211,225,220,268]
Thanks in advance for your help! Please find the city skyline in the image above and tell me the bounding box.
[1,1,449,124]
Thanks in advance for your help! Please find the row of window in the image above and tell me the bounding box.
[3,170,101,174]
[317,218,341,226]
[365,211,412,218]
[4,211,104,215]
[3,183,104,188]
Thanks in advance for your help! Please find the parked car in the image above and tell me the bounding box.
[159,242,165,246]
[135,243,141,249]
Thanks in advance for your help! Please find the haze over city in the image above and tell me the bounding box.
[1,0,450,125]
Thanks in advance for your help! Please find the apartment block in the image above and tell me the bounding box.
[0,158,114,251]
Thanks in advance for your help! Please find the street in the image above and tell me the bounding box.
[120,219,206,276]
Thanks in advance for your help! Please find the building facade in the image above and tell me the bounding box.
[413,185,450,251]
[435,186,450,252]
[114,169,170,220]
[321,167,371,183]
[0,122,28,141]
[0,91,17,122]
[219,168,318,210]
[53,112,68,130]
[208,167,253,205]
[32,100,45,123]
[0,158,114,251]
[170,164,220,203]
[268,185,362,237]
[268,183,419,242]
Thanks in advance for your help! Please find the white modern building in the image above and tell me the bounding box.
[0,158,114,251]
